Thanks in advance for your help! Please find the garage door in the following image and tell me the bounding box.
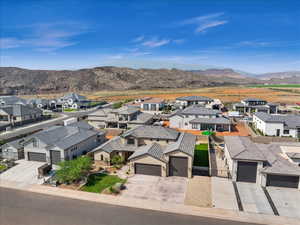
[237,161,257,183]
[135,163,161,176]
[27,152,46,162]
[266,175,299,188]
[50,150,61,165]
[169,156,188,177]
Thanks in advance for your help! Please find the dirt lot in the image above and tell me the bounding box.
[23,86,300,104]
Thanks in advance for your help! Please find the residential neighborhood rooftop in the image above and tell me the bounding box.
[176,96,213,101]
[179,105,221,116]
[254,112,300,129]
[0,104,42,117]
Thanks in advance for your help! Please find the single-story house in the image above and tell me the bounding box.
[90,125,196,178]
[27,98,50,109]
[176,96,213,108]
[22,121,105,164]
[253,112,300,138]
[224,136,300,189]
[169,105,232,132]
[0,96,27,106]
[87,106,153,129]
[0,104,43,125]
[0,139,25,160]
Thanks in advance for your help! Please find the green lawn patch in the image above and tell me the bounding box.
[63,108,78,112]
[201,131,215,136]
[193,144,209,167]
[0,164,7,172]
[81,174,125,193]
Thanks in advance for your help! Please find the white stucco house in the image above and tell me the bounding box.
[253,112,300,138]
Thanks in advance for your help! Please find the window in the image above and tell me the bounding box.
[127,138,135,145]
[32,139,38,147]
[283,130,290,134]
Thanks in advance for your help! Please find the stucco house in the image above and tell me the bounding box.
[56,93,90,109]
[175,96,213,108]
[22,121,105,164]
[87,106,153,129]
[27,98,50,109]
[0,96,27,106]
[233,98,278,115]
[0,104,43,126]
[91,125,196,178]
[169,105,232,132]
[0,139,25,160]
[224,136,300,189]
[253,112,300,138]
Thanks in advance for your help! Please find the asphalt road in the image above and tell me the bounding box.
[0,188,260,225]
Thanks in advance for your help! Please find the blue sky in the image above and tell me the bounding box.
[1,0,299,73]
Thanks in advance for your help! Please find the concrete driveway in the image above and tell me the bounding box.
[121,175,187,204]
[267,187,300,219]
[0,160,46,187]
[211,177,238,210]
[236,182,273,215]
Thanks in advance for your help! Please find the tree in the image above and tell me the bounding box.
[55,156,92,184]
[111,155,124,165]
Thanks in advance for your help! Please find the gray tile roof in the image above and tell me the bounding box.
[224,136,266,161]
[129,112,153,124]
[0,104,42,117]
[254,112,300,129]
[2,139,25,150]
[260,143,300,176]
[25,122,100,150]
[242,98,266,102]
[180,105,221,116]
[225,136,300,176]
[164,132,196,157]
[0,96,27,105]
[91,136,137,153]
[176,96,213,102]
[117,106,140,115]
[190,117,231,125]
[122,125,180,140]
[128,142,166,162]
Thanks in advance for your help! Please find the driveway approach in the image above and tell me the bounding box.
[122,175,187,204]
[0,160,46,187]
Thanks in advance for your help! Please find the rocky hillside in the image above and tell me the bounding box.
[0,66,262,95]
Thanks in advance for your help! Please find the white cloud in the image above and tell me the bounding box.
[0,22,89,52]
[132,35,145,42]
[180,13,228,33]
[142,38,170,48]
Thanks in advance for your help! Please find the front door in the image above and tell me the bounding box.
[276,129,280,136]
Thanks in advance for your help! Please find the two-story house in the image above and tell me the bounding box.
[233,98,278,115]
[0,96,27,106]
[22,121,105,164]
[253,112,300,138]
[169,105,232,132]
[56,93,90,110]
[87,106,153,129]
[91,125,196,178]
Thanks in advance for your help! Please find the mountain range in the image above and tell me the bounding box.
[0,66,299,95]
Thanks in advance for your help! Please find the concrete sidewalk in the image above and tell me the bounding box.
[0,180,298,225]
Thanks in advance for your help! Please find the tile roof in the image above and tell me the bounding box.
[225,136,300,176]
[128,142,166,162]
[129,112,153,124]
[122,125,180,140]
[254,112,300,129]
[0,96,27,105]
[224,136,266,161]
[190,117,231,125]
[25,122,100,150]
[0,104,42,117]
[141,97,165,104]
[61,93,87,102]
[176,96,213,102]
[91,136,137,153]
[242,98,266,102]
[180,105,221,116]
[164,132,196,157]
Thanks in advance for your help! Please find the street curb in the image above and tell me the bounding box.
[0,181,298,225]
